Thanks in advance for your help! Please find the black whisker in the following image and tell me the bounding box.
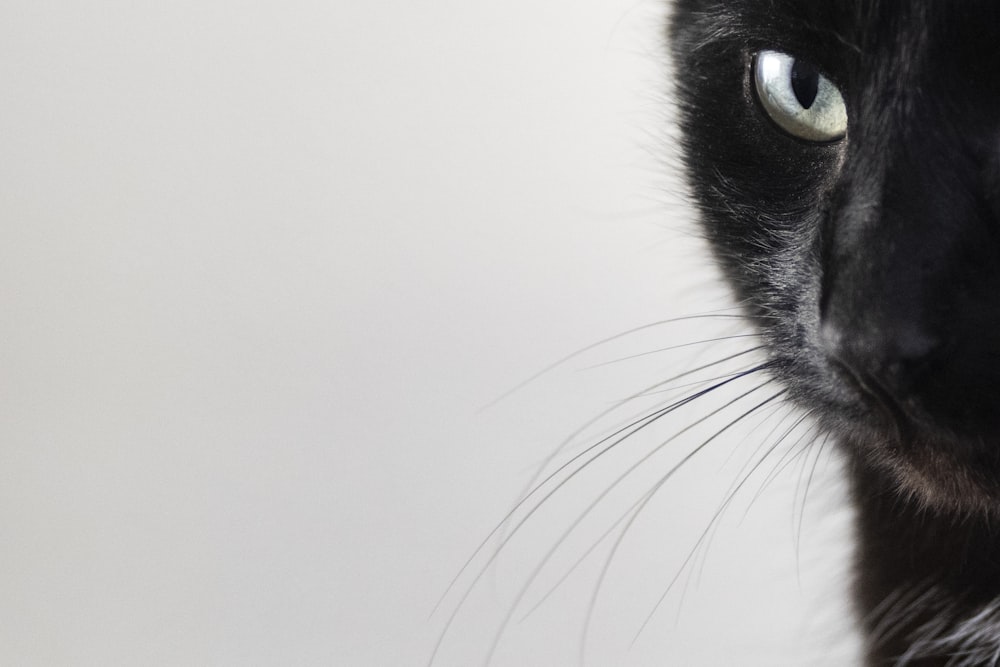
[743,411,821,518]
[581,333,759,370]
[479,365,777,666]
[478,312,755,411]
[688,402,804,587]
[518,344,767,481]
[427,362,775,667]
[431,347,765,621]
[515,376,777,626]
[578,389,787,656]
[516,493,634,623]
[717,394,793,471]
[684,412,815,598]
[496,346,767,548]
[795,431,834,581]
[631,396,805,645]
[634,363,772,399]
[558,357,771,463]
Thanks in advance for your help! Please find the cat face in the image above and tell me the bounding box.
[669,1,1000,512]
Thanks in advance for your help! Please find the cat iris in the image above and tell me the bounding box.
[753,50,847,142]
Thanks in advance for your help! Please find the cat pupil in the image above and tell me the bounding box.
[790,59,819,109]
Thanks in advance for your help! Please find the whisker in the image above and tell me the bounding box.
[679,401,800,595]
[577,389,787,656]
[631,397,805,646]
[717,395,794,471]
[688,403,807,587]
[478,365,777,666]
[794,431,834,571]
[636,372,756,396]
[688,414,822,594]
[516,494,634,623]
[431,348,765,621]
[497,346,767,545]
[682,412,814,597]
[634,363,772,399]
[523,344,767,472]
[479,311,755,411]
[868,582,941,650]
[427,363,774,667]
[558,357,770,463]
[515,376,777,626]
[581,333,759,370]
[742,411,821,518]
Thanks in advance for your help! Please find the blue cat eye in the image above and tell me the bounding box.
[753,50,847,142]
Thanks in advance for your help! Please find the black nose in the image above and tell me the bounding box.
[820,320,942,409]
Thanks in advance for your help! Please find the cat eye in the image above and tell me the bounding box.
[753,50,847,142]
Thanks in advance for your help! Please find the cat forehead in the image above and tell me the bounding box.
[675,0,1000,56]
[674,0,1000,94]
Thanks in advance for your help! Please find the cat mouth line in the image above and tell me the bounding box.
[827,355,915,442]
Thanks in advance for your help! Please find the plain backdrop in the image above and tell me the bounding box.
[0,1,861,665]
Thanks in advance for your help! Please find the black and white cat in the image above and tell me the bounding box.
[670,2,1000,665]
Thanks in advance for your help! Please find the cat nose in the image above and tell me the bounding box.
[820,320,942,407]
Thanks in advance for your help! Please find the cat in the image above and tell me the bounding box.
[669,1,1000,665]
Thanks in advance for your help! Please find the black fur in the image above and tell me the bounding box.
[670,2,1000,665]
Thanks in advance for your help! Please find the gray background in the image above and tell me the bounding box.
[1,1,859,664]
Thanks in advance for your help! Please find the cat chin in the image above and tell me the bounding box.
[787,352,1000,515]
[844,429,1000,517]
